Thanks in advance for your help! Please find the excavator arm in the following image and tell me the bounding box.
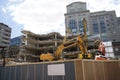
[77,36,92,59]
[53,44,64,59]
[77,36,88,54]
[40,35,89,61]
[40,18,92,60]
[40,37,78,61]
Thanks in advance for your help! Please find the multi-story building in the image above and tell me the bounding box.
[65,2,91,35]
[117,17,120,31]
[10,36,23,46]
[0,23,11,47]
[65,2,120,41]
[117,17,120,23]
[89,11,119,41]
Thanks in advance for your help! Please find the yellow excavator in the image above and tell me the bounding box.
[40,35,91,61]
[40,18,104,61]
[40,18,91,61]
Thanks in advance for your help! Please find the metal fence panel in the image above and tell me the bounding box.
[83,60,95,80]
[104,61,120,80]
[21,65,28,80]
[93,61,105,80]
[15,65,21,80]
[28,64,35,80]
[74,60,83,80]
[44,63,52,80]
[0,66,5,80]
[35,64,43,80]
[64,61,75,80]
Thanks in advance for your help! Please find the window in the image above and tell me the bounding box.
[78,20,83,28]
[93,23,99,33]
[111,18,113,21]
[99,16,104,21]
[106,20,108,22]
[71,28,76,32]
[78,20,87,35]
[92,17,97,23]
[100,22,106,33]
[5,29,11,33]
[106,16,108,18]
[69,19,77,33]
[2,41,8,44]
[69,16,72,18]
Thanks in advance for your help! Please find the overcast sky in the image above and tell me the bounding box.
[0,0,120,38]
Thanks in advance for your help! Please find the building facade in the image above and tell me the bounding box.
[89,11,119,41]
[0,23,11,47]
[65,2,91,35]
[10,36,23,46]
[65,2,120,41]
[117,17,120,32]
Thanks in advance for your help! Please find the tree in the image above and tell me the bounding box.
[8,46,20,58]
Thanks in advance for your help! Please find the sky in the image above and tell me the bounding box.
[0,0,120,38]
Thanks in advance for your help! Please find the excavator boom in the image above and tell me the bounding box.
[40,36,89,61]
[40,18,89,61]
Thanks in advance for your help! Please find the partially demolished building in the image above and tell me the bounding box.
[19,30,98,62]
[19,30,64,61]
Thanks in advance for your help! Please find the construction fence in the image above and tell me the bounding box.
[0,59,120,80]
